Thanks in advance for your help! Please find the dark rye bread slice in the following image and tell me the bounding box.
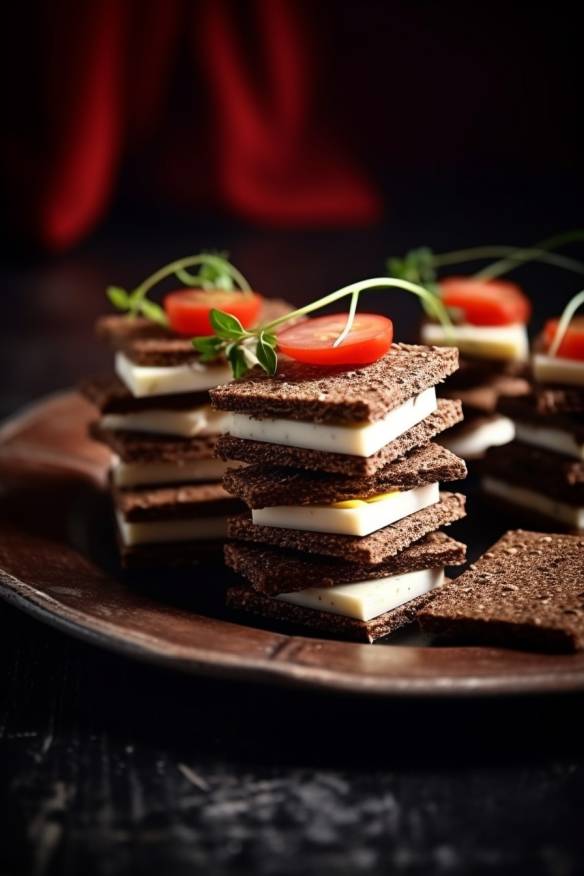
[482,441,584,505]
[226,587,437,643]
[439,355,528,389]
[97,314,163,346]
[227,492,466,564]
[81,375,210,414]
[224,532,466,595]
[532,386,584,416]
[217,399,463,477]
[441,373,530,416]
[114,482,243,522]
[498,395,584,443]
[210,343,459,425]
[98,299,293,365]
[90,421,218,463]
[419,530,584,652]
[223,443,466,509]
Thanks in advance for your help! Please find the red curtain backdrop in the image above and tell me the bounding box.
[1,0,381,250]
[1,1,581,250]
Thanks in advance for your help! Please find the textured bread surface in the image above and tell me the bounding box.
[217,399,463,476]
[226,586,437,643]
[114,482,242,522]
[419,529,584,652]
[211,344,458,425]
[223,443,466,508]
[227,492,466,564]
[224,532,466,594]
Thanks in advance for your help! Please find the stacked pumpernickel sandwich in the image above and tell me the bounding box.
[481,316,584,531]
[211,343,468,642]
[83,298,291,569]
[421,277,531,459]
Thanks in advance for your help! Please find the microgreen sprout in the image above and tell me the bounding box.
[106,251,252,327]
[387,231,584,311]
[193,277,452,379]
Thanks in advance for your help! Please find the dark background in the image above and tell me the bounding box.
[2,1,584,251]
[2,2,584,874]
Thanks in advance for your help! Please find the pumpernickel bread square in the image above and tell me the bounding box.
[90,422,219,463]
[97,299,294,365]
[217,399,463,476]
[482,441,584,505]
[210,343,458,425]
[419,530,584,652]
[224,532,466,594]
[498,395,584,443]
[223,443,466,509]
[227,492,466,564]
[114,482,242,522]
[82,376,210,414]
[226,586,437,643]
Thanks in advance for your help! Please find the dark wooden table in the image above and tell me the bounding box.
[2,203,584,875]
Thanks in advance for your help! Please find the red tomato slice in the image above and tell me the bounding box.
[277,313,393,366]
[439,277,531,326]
[543,316,584,360]
[164,289,263,335]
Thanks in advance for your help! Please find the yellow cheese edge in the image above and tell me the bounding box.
[329,490,400,509]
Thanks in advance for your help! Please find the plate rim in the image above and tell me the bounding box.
[1,389,584,699]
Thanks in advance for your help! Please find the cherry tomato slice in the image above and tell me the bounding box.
[543,316,584,360]
[164,289,263,336]
[277,313,393,366]
[439,277,531,326]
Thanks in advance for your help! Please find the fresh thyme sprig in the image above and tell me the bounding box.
[193,277,452,379]
[106,251,252,327]
[387,231,584,302]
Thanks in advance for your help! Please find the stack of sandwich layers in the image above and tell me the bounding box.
[83,303,290,568]
[482,354,584,532]
[211,343,468,642]
[421,323,530,460]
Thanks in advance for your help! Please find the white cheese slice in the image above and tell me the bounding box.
[101,406,231,438]
[116,512,227,546]
[482,477,584,528]
[442,415,515,460]
[115,352,232,398]
[422,322,528,361]
[252,482,440,536]
[532,354,584,387]
[111,457,231,488]
[277,567,444,621]
[228,387,437,457]
[514,422,584,461]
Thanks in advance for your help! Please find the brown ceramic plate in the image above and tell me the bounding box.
[1,391,584,697]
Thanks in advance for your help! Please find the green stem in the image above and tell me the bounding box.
[473,230,584,280]
[432,245,584,276]
[132,254,251,304]
[432,246,520,267]
[333,289,360,347]
[259,277,452,335]
[549,289,584,357]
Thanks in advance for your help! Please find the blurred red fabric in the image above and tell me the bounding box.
[2,2,580,250]
[1,0,381,250]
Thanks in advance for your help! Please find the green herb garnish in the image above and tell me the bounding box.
[106,251,252,327]
[387,231,584,298]
[193,277,452,379]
